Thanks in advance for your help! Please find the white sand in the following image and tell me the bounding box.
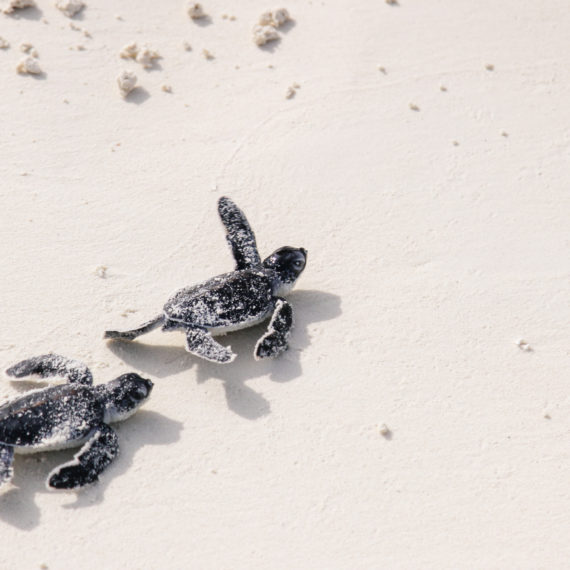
[1,1,570,568]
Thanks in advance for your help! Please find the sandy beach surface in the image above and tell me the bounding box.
[1,0,569,568]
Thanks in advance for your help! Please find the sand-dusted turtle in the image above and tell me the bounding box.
[105,196,307,363]
[0,354,153,490]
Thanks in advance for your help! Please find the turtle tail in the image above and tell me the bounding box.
[104,315,164,341]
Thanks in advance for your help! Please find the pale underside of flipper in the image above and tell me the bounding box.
[255,297,294,360]
[48,424,119,490]
[218,196,261,270]
[185,326,236,363]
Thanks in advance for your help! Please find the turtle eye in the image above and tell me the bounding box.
[293,259,304,269]
[133,385,148,400]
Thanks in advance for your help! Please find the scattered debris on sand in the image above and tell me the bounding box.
[221,13,236,21]
[440,85,447,92]
[485,63,494,71]
[253,8,291,46]
[253,25,279,46]
[3,0,36,14]
[258,8,290,27]
[452,140,459,146]
[16,56,42,75]
[69,22,92,38]
[117,70,137,97]
[136,46,160,68]
[182,40,192,51]
[55,0,85,18]
[187,2,206,19]
[0,37,10,49]
[201,48,214,60]
[409,102,420,111]
[501,131,508,137]
[516,339,532,352]
[161,84,172,93]
[119,41,138,60]
[94,265,108,278]
[119,42,161,69]
[378,424,391,437]
[385,0,398,5]
[19,42,38,57]
[377,65,387,74]
[285,82,300,99]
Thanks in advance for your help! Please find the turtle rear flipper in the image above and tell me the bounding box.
[48,425,119,490]
[254,298,293,360]
[104,315,164,342]
[5,354,93,386]
[0,445,14,488]
[218,196,261,270]
[186,326,236,363]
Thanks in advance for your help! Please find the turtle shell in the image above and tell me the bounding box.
[164,269,275,329]
[0,384,104,449]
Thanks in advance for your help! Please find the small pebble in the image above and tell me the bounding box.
[202,48,214,60]
[485,63,494,71]
[409,103,420,111]
[117,70,137,97]
[516,339,532,352]
[252,25,279,46]
[161,84,172,93]
[3,0,36,14]
[16,56,42,75]
[187,2,206,19]
[55,0,85,18]
[94,265,107,278]
[378,424,391,437]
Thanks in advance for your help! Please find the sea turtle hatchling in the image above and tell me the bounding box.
[104,196,308,363]
[0,354,153,490]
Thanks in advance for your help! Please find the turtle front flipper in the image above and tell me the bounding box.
[254,298,293,360]
[0,445,15,488]
[185,326,236,363]
[218,196,261,270]
[6,355,93,386]
[48,424,119,490]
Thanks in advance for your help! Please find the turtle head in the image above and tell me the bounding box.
[263,246,307,295]
[99,373,154,423]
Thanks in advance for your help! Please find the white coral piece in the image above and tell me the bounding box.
[55,0,85,18]
[252,25,279,46]
[117,70,137,97]
[16,56,42,75]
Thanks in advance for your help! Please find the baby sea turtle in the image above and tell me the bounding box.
[105,196,307,363]
[0,354,153,490]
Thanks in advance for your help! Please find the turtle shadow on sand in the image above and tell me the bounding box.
[106,289,341,420]
[0,410,182,529]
